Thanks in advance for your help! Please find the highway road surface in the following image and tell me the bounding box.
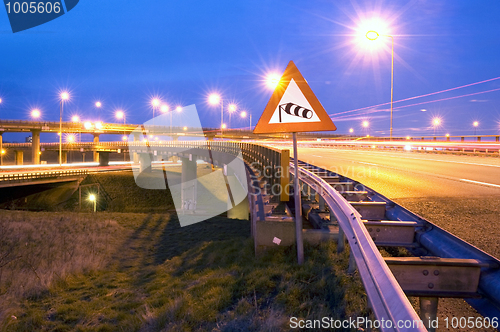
[297,146,500,258]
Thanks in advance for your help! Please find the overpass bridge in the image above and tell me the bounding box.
[0,119,344,165]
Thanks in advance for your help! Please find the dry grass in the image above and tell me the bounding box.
[0,211,124,324]
[0,210,368,331]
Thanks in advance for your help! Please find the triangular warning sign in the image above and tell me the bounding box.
[253,61,337,134]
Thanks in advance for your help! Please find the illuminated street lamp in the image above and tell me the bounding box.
[208,93,224,138]
[228,104,236,129]
[31,109,41,119]
[95,101,102,121]
[366,29,395,140]
[266,73,281,90]
[473,121,479,135]
[151,98,161,136]
[89,194,97,212]
[240,111,252,131]
[71,115,80,123]
[349,128,354,134]
[59,92,70,165]
[432,117,441,135]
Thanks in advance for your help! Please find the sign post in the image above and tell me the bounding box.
[253,61,337,264]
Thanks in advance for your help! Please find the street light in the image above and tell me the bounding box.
[59,92,69,165]
[266,73,281,90]
[432,117,441,135]
[366,29,395,140]
[240,111,252,131]
[208,93,224,138]
[349,128,354,134]
[473,121,479,135]
[89,194,96,212]
[95,101,102,121]
[71,115,80,123]
[228,104,236,129]
[31,109,41,119]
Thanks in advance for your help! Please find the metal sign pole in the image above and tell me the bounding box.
[293,132,304,264]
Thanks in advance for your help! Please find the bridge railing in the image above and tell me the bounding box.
[0,169,88,184]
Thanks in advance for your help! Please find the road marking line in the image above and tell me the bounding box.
[309,148,500,169]
[358,161,378,166]
[311,155,323,158]
[460,179,500,188]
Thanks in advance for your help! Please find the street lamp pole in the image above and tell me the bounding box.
[390,35,394,141]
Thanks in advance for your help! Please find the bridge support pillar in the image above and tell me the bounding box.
[31,130,41,165]
[98,152,110,166]
[139,153,152,173]
[181,156,197,213]
[60,151,67,164]
[0,133,3,165]
[15,150,23,165]
[172,135,179,141]
[133,133,140,164]
[93,134,100,163]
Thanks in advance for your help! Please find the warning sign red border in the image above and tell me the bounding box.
[253,61,337,134]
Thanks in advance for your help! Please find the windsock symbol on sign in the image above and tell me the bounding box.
[279,103,313,123]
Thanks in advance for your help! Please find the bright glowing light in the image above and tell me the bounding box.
[60,92,69,101]
[406,136,411,140]
[362,121,369,128]
[149,134,153,138]
[183,126,188,131]
[161,104,169,113]
[95,101,102,108]
[473,121,479,127]
[66,134,75,143]
[266,73,281,90]
[446,133,450,137]
[240,111,247,118]
[208,93,221,105]
[366,30,379,40]
[115,110,124,119]
[89,194,96,202]
[176,106,182,112]
[95,121,103,130]
[154,137,159,141]
[72,115,80,123]
[151,98,161,108]
[228,104,237,112]
[84,121,93,130]
[1,149,5,155]
[31,109,41,118]
[404,145,412,151]
[0,98,2,103]
[433,118,441,126]
[221,123,227,129]
[349,128,354,133]
[122,136,127,141]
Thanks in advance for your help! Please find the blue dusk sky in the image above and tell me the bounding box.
[1,0,500,141]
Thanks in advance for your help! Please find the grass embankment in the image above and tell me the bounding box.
[1,171,368,331]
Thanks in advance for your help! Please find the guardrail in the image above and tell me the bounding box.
[0,169,88,185]
[290,163,426,332]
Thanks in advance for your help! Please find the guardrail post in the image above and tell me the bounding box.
[420,297,438,332]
